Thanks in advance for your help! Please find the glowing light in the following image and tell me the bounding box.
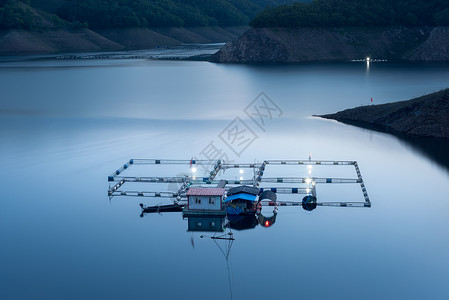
[192,176,196,180]
[305,178,311,184]
[239,169,244,174]
[366,57,370,62]
[306,188,310,194]
[239,177,243,181]
[265,221,269,227]
[191,167,197,173]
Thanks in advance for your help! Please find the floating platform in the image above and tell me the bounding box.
[108,158,371,210]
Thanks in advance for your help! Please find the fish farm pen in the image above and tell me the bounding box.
[107,158,371,213]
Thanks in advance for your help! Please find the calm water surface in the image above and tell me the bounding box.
[1,58,449,300]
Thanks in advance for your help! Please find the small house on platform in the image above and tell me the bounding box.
[186,187,226,212]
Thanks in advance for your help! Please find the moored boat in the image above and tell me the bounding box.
[139,203,185,213]
[225,185,260,215]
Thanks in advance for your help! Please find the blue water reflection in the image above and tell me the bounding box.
[1,59,449,299]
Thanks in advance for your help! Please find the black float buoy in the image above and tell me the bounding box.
[302,195,317,211]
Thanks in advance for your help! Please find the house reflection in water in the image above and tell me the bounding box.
[140,205,278,232]
[227,214,258,231]
[185,210,277,233]
[186,216,226,232]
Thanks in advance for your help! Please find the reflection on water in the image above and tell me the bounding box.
[187,216,227,232]
[198,224,235,300]
[141,208,277,230]
[139,206,277,300]
[329,118,449,174]
[395,134,449,174]
[1,59,449,300]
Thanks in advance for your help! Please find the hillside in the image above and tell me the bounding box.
[0,28,125,54]
[211,0,449,63]
[0,0,254,55]
[211,26,449,63]
[319,89,449,139]
[250,0,449,27]
[0,0,126,54]
[0,26,250,55]
[27,0,298,29]
[0,0,298,54]
[0,0,69,29]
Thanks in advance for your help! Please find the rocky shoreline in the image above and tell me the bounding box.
[318,89,449,139]
[211,26,449,63]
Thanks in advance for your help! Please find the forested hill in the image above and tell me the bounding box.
[0,0,299,30]
[0,0,69,29]
[250,0,449,27]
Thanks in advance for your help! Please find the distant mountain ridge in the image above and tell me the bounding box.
[250,0,449,27]
[0,0,299,30]
[210,0,449,63]
[0,0,265,54]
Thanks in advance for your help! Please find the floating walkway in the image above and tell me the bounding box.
[108,158,371,209]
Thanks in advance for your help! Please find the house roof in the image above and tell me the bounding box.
[186,188,226,196]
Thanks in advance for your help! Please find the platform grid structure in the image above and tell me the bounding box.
[107,159,371,208]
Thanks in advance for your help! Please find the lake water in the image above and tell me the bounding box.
[1,57,449,300]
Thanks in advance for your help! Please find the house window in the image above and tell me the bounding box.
[209,197,215,205]
[195,197,201,204]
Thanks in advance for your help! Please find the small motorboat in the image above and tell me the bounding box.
[139,203,185,213]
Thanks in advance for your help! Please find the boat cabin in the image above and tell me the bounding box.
[225,185,260,215]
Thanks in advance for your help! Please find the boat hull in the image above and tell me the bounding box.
[140,203,185,213]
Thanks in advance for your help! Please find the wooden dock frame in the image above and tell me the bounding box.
[107,158,371,208]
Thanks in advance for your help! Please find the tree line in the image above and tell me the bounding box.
[0,0,298,29]
[250,0,449,27]
[57,0,300,28]
[0,0,33,29]
[9,0,446,30]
